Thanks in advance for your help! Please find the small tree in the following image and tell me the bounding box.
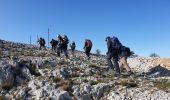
[150,53,159,57]
[96,49,101,56]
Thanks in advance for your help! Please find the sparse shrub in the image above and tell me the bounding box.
[44,60,49,65]
[130,51,137,57]
[1,84,13,90]
[59,80,74,92]
[71,72,80,77]
[89,80,98,85]
[0,95,7,100]
[53,77,61,83]
[150,53,159,57]
[96,49,101,56]
[120,80,138,88]
[15,96,22,100]
[153,79,170,90]
[83,79,89,83]
[89,64,98,68]
[23,51,33,56]
[62,84,70,91]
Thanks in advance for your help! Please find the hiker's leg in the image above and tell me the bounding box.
[57,47,61,56]
[63,47,68,58]
[112,53,120,74]
[85,48,90,57]
[119,59,124,72]
[52,46,54,51]
[39,44,41,50]
[106,52,114,70]
[121,56,131,72]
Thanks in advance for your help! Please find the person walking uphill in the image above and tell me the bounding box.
[57,35,64,57]
[105,36,121,76]
[70,41,76,56]
[56,35,69,58]
[62,35,69,58]
[83,39,92,59]
[38,37,46,50]
[50,39,58,52]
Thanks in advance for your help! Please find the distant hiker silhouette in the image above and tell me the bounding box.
[70,41,76,56]
[62,35,69,58]
[83,39,92,59]
[50,39,58,52]
[38,37,46,50]
[57,35,69,58]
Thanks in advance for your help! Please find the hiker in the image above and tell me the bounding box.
[119,46,133,75]
[38,37,46,50]
[50,39,58,52]
[62,35,69,58]
[105,36,121,76]
[83,39,92,59]
[70,41,76,56]
[57,35,64,57]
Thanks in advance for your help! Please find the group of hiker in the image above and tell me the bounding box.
[38,34,133,76]
[38,35,92,58]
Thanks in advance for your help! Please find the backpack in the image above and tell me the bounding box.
[86,40,92,48]
[124,46,131,56]
[111,36,122,50]
[50,39,54,45]
[63,36,69,44]
[71,43,76,49]
[42,38,45,44]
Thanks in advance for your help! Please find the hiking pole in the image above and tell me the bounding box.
[48,28,50,49]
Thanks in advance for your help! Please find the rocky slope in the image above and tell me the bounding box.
[0,39,170,100]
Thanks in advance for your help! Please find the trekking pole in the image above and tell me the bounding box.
[48,28,50,49]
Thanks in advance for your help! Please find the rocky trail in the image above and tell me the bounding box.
[0,39,170,100]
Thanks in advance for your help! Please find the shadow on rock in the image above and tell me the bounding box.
[146,65,170,78]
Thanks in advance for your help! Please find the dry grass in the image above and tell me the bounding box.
[0,96,7,100]
[153,79,170,90]
[120,80,138,88]
[89,64,98,68]
[89,80,98,85]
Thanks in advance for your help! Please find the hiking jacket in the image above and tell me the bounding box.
[107,37,117,53]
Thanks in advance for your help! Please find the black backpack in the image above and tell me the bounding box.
[111,36,122,50]
[123,46,131,57]
[42,38,45,44]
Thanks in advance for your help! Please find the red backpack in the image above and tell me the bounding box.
[86,40,92,48]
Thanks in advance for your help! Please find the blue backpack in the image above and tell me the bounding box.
[111,36,122,50]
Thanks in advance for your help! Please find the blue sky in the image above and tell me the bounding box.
[0,0,170,57]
